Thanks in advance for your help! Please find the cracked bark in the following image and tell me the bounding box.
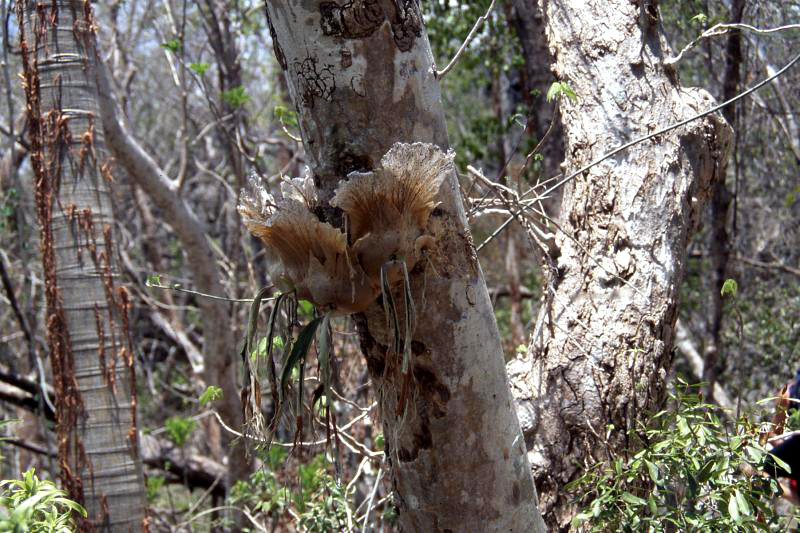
[507,1,732,529]
[264,1,544,530]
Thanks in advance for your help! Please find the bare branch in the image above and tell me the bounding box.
[482,50,800,248]
[434,0,496,79]
[666,22,800,66]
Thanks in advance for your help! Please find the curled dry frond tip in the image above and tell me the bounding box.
[332,142,454,242]
[239,143,452,314]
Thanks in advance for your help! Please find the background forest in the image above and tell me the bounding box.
[0,0,798,531]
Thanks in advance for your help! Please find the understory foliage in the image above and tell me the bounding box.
[227,448,351,532]
[0,468,86,533]
[569,383,797,532]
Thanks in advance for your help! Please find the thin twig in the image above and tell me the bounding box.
[176,505,267,531]
[734,255,800,278]
[478,49,800,251]
[146,279,268,303]
[184,469,225,517]
[361,461,384,533]
[434,0,496,79]
[213,407,382,458]
[666,22,800,66]
[282,124,301,142]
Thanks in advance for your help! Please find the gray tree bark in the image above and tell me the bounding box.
[263,1,545,530]
[507,1,732,529]
[17,0,146,530]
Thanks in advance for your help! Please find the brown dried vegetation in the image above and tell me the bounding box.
[239,142,452,315]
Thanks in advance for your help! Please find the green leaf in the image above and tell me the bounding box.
[160,39,181,53]
[222,86,249,108]
[199,385,223,407]
[735,489,751,516]
[164,416,196,447]
[728,493,741,522]
[189,63,210,76]
[297,299,314,318]
[145,274,161,287]
[280,317,324,402]
[676,416,690,436]
[546,81,578,103]
[591,498,602,517]
[244,286,274,362]
[696,458,716,483]
[274,105,299,129]
[317,314,333,413]
[645,459,659,483]
[720,278,738,297]
[572,512,592,529]
[621,492,646,506]
[690,13,708,25]
[770,453,792,475]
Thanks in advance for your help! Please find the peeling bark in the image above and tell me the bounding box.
[507,1,732,529]
[263,1,544,530]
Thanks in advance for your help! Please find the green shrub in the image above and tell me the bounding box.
[568,383,789,532]
[0,469,86,532]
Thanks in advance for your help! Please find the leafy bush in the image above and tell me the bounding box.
[568,383,790,532]
[0,469,86,532]
[228,449,351,532]
[164,416,196,447]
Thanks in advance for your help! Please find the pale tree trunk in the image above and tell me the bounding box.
[17,1,146,530]
[507,0,732,529]
[264,1,545,530]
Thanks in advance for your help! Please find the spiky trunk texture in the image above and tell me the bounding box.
[507,0,732,529]
[264,1,545,530]
[18,1,146,530]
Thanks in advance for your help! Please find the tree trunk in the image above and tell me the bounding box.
[507,0,564,219]
[263,2,545,530]
[507,0,732,529]
[93,23,245,493]
[703,0,744,401]
[17,1,146,530]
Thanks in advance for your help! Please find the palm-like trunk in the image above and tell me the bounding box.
[18,1,145,530]
[508,0,732,528]
[263,1,545,530]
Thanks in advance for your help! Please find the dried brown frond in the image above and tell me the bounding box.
[239,144,450,314]
[280,173,318,210]
[332,142,453,242]
[239,178,376,313]
[332,143,453,278]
